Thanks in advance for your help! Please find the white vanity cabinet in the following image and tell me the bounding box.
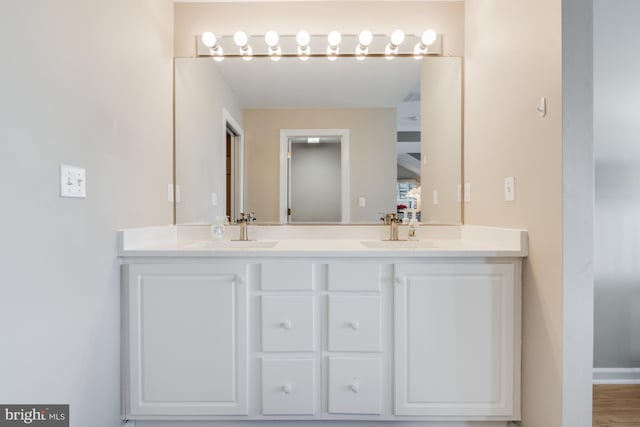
[122,263,248,417]
[120,240,523,424]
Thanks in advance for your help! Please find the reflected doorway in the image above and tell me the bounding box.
[223,110,244,223]
[288,137,342,223]
[279,129,350,224]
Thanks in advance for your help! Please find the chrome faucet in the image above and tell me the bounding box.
[237,212,249,241]
[385,212,400,241]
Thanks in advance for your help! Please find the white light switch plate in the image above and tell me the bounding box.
[358,196,366,207]
[211,192,218,206]
[168,184,181,203]
[60,164,86,198]
[464,182,471,202]
[432,189,439,205]
[504,176,516,201]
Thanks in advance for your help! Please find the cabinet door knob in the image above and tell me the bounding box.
[282,384,293,394]
[349,320,360,330]
[280,320,292,330]
[350,380,360,393]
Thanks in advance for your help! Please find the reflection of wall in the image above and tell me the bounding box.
[420,57,462,224]
[290,143,341,223]
[0,1,174,426]
[464,1,565,426]
[175,59,243,224]
[174,1,464,58]
[594,0,640,370]
[244,109,396,223]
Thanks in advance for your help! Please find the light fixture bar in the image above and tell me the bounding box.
[194,32,442,60]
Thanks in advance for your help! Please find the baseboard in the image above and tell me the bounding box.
[593,367,640,384]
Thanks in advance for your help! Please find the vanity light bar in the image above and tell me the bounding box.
[196,30,442,60]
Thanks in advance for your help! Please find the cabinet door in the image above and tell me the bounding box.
[394,263,520,418]
[124,263,248,417]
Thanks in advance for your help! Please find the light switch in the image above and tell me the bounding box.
[60,164,86,198]
[211,192,218,206]
[504,176,516,201]
[432,189,439,205]
[358,196,366,208]
[464,182,471,202]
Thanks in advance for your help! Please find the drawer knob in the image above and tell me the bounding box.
[349,320,360,330]
[282,384,293,394]
[280,320,293,330]
[350,380,360,393]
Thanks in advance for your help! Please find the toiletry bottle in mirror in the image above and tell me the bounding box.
[211,216,225,240]
[408,216,418,241]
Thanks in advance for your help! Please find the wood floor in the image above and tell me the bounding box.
[593,385,640,427]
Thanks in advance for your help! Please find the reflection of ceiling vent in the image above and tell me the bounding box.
[403,91,421,103]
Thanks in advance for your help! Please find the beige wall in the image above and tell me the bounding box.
[244,109,397,223]
[0,1,173,426]
[174,1,464,58]
[421,57,462,224]
[175,58,243,224]
[464,1,563,426]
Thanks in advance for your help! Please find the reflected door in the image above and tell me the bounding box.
[288,140,341,223]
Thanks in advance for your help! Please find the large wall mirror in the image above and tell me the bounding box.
[173,1,464,225]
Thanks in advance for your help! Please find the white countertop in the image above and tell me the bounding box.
[118,224,528,258]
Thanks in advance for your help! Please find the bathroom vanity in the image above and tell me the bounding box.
[119,224,527,426]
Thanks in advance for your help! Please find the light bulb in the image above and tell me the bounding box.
[385,44,396,60]
[421,29,437,46]
[355,45,368,60]
[233,31,249,47]
[269,45,282,61]
[202,32,217,48]
[296,30,310,47]
[265,30,279,47]
[327,45,339,61]
[390,29,405,46]
[358,30,373,47]
[328,30,341,47]
[297,45,310,61]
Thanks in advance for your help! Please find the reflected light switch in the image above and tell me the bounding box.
[358,196,366,208]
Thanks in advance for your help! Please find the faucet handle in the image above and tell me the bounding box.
[238,212,249,223]
[385,212,398,223]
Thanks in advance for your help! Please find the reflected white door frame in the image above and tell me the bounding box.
[279,129,350,224]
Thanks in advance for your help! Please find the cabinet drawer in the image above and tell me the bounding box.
[328,295,381,352]
[260,263,313,291]
[262,358,316,415]
[328,357,381,414]
[328,263,381,291]
[262,296,315,352]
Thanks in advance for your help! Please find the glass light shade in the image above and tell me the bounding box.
[328,30,341,47]
[390,29,405,46]
[202,32,217,48]
[265,30,279,47]
[358,30,373,47]
[296,30,311,47]
[421,29,437,46]
[233,31,249,47]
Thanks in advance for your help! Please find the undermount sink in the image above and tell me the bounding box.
[186,240,278,249]
[360,240,438,249]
